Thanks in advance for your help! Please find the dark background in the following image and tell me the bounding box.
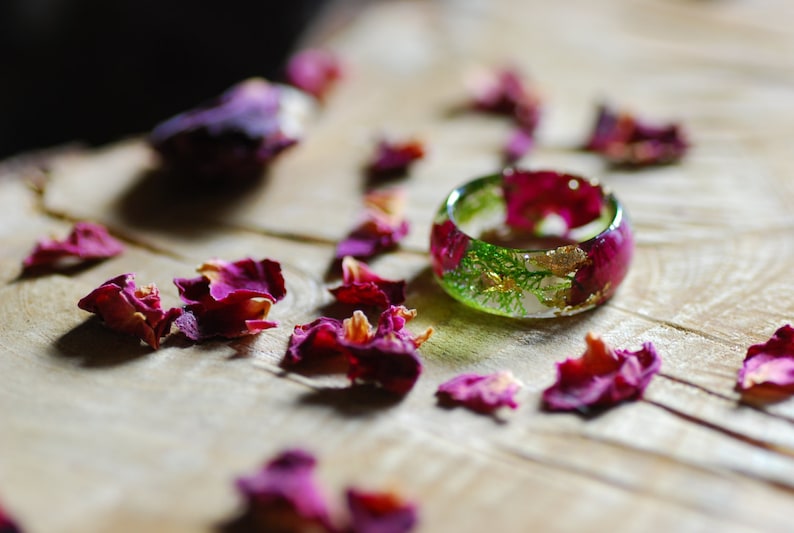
[0,0,328,158]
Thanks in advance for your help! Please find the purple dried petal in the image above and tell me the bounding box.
[346,488,418,533]
[542,332,661,412]
[367,139,425,178]
[173,257,285,341]
[738,325,794,392]
[77,273,182,349]
[336,189,410,260]
[284,317,347,366]
[436,371,521,413]
[23,221,124,271]
[236,449,335,533]
[150,78,306,184]
[330,257,406,308]
[503,128,534,163]
[285,49,342,101]
[584,104,688,167]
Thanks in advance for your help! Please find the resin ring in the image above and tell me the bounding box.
[429,169,633,318]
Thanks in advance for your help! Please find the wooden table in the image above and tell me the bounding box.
[3,0,794,531]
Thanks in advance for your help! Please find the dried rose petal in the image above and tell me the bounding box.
[469,67,541,133]
[502,169,604,235]
[23,221,124,271]
[346,489,418,533]
[285,49,342,101]
[174,258,285,341]
[367,138,425,179]
[77,273,182,349]
[429,219,470,278]
[330,256,406,308]
[283,306,432,395]
[0,501,21,533]
[542,332,661,411]
[284,317,346,366]
[336,189,410,260]
[150,78,310,184]
[737,325,794,392]
[503,128,534,164]
[236,449,335,533]
[436,371,521,413]
[584,104,688,167]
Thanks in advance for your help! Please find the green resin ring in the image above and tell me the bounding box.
[429,169,633,318]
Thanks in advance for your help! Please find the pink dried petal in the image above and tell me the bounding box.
[469,67,541,134]
[542,332,661,412]
[367,138,425,178]
[236,449,335,533]
[336,189,410,260]
[150,78,303,184]
[502,169,603,235]
[284,317,347,366]
[286,49,342,101]
[585,104,688,167]
[503,128,534,163]
[173,257,285,341]
[330,257,406,308]
[737,325,794,392]
[436,371,521,413]
[346,489,418,533]
[77,273,182,349]
[23,221,124,271]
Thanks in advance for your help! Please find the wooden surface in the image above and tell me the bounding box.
[3,0,794,531]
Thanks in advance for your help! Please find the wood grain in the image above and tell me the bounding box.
[3,0,794,531]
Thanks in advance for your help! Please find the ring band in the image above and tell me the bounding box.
[429,169,633,318]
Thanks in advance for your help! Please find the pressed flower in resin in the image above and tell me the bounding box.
[542,332,661,411]
[737,325,794,393]
[235,449,335,533]
[584,104,688,167]
[436,371,521,413]
[285,49,342,101]
[346,488,418,533]
[23,221,123,272]
[77,273,182,349]
[330,256,406,308]
[336,189,410,260]
[174,257,286,341]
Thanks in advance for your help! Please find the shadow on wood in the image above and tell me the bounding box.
[49,317,153,367]
[297,384,405,418]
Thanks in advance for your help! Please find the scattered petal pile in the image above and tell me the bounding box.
[77,273,183,349]
[150,78,308,184]
[584,103,688,167]
[235,449,336,533]
[23,221,124,272]
[336,189,410,260]
[542,332,661,412]
[285,49,343,101]
[174,257,286,341]
[330,256,406,308]
[285,306,432,395]
[436,371,522,414]
[737,324,794,393]
[366,138,425,179]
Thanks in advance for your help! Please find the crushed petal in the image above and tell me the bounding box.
[330,256,406,308]
[584,103,688,167]
[346,488,419,533]
[436,371,522,413]
[737,325,794,392]
[23,221,124,271]
[173,257,285,341]
[542,332,661,411]
[77,273,182,349]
